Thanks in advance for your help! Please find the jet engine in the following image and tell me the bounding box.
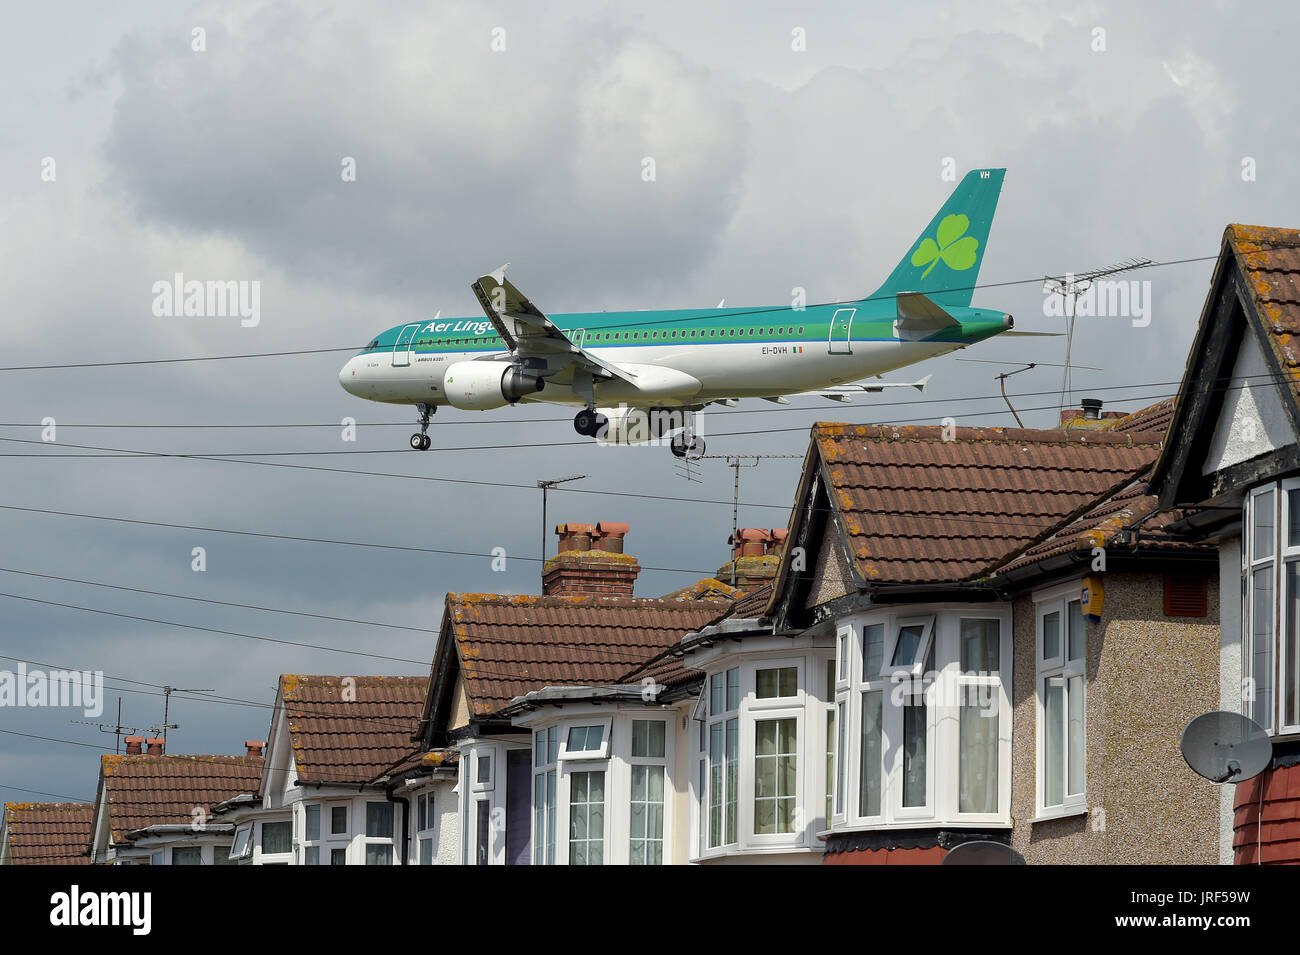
[443,362,544,410]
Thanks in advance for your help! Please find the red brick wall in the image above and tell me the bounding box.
[1233,764,1300,864]
[823,846,947,865]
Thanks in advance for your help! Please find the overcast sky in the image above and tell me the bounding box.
[2,0,1296,804]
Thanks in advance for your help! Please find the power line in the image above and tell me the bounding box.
[0,783,94,803]
[0,248,1247,374]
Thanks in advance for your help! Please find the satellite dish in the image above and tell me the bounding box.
[1180,710,1272,783]
[941,840,1025,866]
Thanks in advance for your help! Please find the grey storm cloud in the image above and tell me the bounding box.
[102,5,748,301]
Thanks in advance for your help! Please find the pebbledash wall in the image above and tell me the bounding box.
[1009,573,1221,864]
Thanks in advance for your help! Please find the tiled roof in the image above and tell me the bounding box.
[2,802,93,865]
[445,594,732,716]
[280,675,428,785]
[1228,225,1300,398]
[100,754,263,843]
[814,422,1162,584]
[731,584,774,619]
[1102,397,1175,438]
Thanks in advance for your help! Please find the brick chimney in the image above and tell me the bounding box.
[717,528,787,590]
[1060,398,1125,430]
[145,737,165,756]
[124,735,144,756]
[543,521,641,597]
[245,740,265,758]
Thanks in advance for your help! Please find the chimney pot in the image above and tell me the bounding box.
[145,737,165,756]
[544,522,638,596]
[1081,398,1103,420]
[124,736,144,756]
[592,521,630,553]
[245,740,265,758]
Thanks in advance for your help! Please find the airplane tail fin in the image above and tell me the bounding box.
[865,168,1005,308]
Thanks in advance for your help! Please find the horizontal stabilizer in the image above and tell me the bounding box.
[896,292,959,330]
[1001,331,1064,337]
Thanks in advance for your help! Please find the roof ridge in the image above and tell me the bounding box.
[813,422,1161,447]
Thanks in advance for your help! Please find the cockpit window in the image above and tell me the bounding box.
[366,338,381,351]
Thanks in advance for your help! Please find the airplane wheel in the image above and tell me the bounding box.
[574,409,599,437]
[670,435,688,459]
[420,434,432,450]
[592,413,608,438]
[410,434,424,450]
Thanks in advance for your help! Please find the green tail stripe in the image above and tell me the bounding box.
[866,168,1005,308]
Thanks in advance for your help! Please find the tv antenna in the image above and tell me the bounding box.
[71,697,141,754]
[956,358,1102,427]
[537,475,586,562]
[1043,257,1151,414]
[700,453,802,586]
[156,685,213,749]
[1180,710,1274,865]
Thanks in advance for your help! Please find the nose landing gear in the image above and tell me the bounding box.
[409,403,434,451]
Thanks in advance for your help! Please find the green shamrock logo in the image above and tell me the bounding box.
[910,214,980,278]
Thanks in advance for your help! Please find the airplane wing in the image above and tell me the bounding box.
[470,264,637,385]
[764,375,932,404]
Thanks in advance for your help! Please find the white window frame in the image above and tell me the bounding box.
[299,802,321,865]
[362,800,396,866]
[628,717,669,865]
[883,615,935,679]
[471,745,496,793]
[229,823,252,862]
[1246,480,1300,737]
[699,665,741,857]
[533,726,558,865]
[1034,582,1088,820]
[562,763,610,865]
[558,719,613,761]
[415,790,437,865]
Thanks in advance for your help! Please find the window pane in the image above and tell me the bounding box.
[475,800,490,865]
[304,804,320,842]
[708,723,723,847]
[862,624,885,677]
[710,674,724,716]
[1289,561,1300,728]
[261,821,291,854]
[1252,566,1275,730]
[859,690,882,817]
[726,667,740,710]
[330,805,348,835]
[1044,676,1064,807]
[1255,489,1275,560]
[366,801,393,839]
[419,838,433,865]
[835,701,846,814]
[546,771,556,864]
[892,625,925,667]
[960,618,1000,673]
[172,846,202,865]
[725,718,738,844]
[959,705,998,813]
[1289,489,1300,548]
[214,845,238,866]
[756,666,797,698]
[632,719,666,759]
[1042,611,1061,660]
[477,752,492,783]
[535,730,546,765]
[568,770,605,865]
[754,718,797,833]
[304,846,320,866]
[837,632,849,680]
[1067,675,1085,796]
[1067,601,1086,661]
[902,701,927,807]
[533,774,546,865]
[367,843,394,866]
[629,765,664,865]
[331,847,346,865]
[825,705,835,821]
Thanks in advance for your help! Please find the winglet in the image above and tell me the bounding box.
[487,262,510,285]
[913,374,932,393]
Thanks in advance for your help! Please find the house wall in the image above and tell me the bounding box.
[449,675,471,732]
[1010,572,1220,864]
[1218,536,1242,864]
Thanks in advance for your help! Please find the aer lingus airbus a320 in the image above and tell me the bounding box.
[340,168,1029,458]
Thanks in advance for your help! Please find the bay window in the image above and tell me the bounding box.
[833,610,1010,830]
[364,801,394,865]
[1036,590,1086,816]
[1244,481,1300,735]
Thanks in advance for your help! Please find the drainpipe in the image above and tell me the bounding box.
[386,789,411,865]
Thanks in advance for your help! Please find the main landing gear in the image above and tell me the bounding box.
[409,403,434,451]
[573,408,608,438]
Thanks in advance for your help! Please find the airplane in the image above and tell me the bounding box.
[339,168,1035,458]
